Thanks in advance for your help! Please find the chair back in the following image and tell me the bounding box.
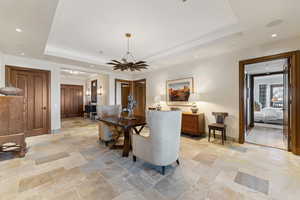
[148,111,182,162]
[98,105,121,118]
[212,112,228,124]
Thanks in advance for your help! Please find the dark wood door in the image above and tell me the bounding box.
[133,80,146,117]
[121,83,130,109]
[6,66,50,137]
[61,84,83,118]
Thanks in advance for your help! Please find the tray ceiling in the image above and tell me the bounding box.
[45,0,238,65]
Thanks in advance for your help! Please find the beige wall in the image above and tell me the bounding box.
[137,36,300,140]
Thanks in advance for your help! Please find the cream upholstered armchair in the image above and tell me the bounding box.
[132,110,182,175]
[97,105,121,145]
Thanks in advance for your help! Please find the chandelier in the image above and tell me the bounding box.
[107,33,148,71]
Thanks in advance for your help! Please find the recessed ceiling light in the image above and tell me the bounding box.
[271,34,277,38]
[20,52,25,56]
[71,70,79,75]
[16,28,22,32]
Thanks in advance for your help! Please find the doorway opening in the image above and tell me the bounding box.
[239,51,300,155]
[245,59,287,149]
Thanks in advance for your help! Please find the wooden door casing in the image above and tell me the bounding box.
[239,51,300,155]
[5,66,50,137]
[283,61,291,150]
[61,84,84,118]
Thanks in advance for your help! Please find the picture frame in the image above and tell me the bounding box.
[166,77,194,106]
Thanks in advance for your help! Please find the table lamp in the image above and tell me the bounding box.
[154,95,162,111]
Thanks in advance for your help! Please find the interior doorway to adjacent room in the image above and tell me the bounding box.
[244,59,287,149]
[239,51,300,155]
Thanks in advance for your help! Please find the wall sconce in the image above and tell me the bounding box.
[97,86,103,96]
[86,88,91,96]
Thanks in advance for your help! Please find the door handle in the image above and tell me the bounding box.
[42,107,47,110]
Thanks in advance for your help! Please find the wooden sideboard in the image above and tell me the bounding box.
[0,96,26,157]
[181,112,205,136]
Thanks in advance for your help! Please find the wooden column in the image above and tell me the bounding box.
[290,51,300,155]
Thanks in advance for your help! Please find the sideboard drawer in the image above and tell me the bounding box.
[181,112,205,136]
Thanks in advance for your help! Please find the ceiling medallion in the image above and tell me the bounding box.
[107,33,148,71]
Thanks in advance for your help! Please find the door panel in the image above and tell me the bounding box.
[6,66,50,137]
[33,74,44,129]
[121,83,130,109]
[133,80,146,117]
[61,85,83,118]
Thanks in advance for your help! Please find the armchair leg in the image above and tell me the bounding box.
[176,159,180,165]
[133,155,136,162]
[161,166,165,175]
[104,141,109,147]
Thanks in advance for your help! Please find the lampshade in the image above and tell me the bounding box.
[154,95,161,103]
[0,86,22,96]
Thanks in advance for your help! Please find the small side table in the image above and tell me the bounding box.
[208,123,227,145]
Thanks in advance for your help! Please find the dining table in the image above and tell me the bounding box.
[98,115,146,157]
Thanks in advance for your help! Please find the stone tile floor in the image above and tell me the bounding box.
[246,125,286,150]
[1,117,300,200]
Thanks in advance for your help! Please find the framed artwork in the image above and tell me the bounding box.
[166,77,194,106]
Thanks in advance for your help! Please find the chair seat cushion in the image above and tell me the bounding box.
[0,86,22,95]
[135,126,150,137]
[208,123,226,128]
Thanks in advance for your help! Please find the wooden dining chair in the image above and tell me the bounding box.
[208,112,228,145]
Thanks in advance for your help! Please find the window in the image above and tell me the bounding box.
[259,84,267,108]
[270,84,283,108]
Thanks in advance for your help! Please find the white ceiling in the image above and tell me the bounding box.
[0,0,300,74]
[45,0,238,64]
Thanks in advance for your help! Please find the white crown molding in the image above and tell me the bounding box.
[145,23,241,62]
[44,45,108,66]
